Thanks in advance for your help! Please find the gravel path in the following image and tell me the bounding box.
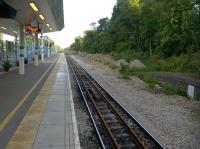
[72,55,200,149]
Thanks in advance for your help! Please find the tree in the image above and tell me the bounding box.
[97,17,109,33]
[69,0,200,57]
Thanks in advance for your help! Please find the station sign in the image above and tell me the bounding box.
[25,26,41,33]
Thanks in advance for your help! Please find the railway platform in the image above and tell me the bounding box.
[0,55,57,148]
[0,54,80,149]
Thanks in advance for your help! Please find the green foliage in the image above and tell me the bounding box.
[196,93,200,101]
[162,83,187,96]
[138,74,161,89]
[97,17,109,32]
[198,68,200,79]
[120,65,144,77]
[2,60,12,72]
[124,72,187,97]
[111,50,148,62]
[26,37,33,45]
[69,0,200,73]
[53,44,63,53]
[70,36,83,52]
[113,50,200,73]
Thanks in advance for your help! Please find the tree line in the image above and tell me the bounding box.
[69,0,200,58]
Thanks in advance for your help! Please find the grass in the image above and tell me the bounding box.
[138,74,161,89]
[79,49,199,98]
[196,93,200,101]
[119,66,143,75]
[162,83,187,96]
[111,50,200,74]
[111,50,148,63]
[117,50,200,98]
[120,69,188,97]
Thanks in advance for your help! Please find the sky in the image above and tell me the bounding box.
[49,0,117,48]
[3,0,116,48]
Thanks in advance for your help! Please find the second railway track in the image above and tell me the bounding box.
[66,55,164,149]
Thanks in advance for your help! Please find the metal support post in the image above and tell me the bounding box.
[34,33,39,66]
[41,33,44,62]
[14,36,17,66]
[19,25,25,74]
[47,38,50,57]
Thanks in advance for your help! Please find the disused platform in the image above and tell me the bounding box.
[0,54,80,149]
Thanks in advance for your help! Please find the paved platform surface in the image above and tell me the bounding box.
[0,56,57,148]
[6,54,80,149]
[0,56,57,123]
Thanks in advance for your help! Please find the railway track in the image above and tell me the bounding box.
[66,55,164,149]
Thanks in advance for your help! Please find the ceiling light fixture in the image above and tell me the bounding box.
[29,2,39,12]
[13,30,17,34]
[39,14,45,20]
[1,26,7,30]
[49,27,52,31]
[46,24,50,27]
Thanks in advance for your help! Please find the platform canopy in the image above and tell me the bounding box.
[0,0,64,36]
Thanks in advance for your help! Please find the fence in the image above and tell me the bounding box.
[0,41,56,70]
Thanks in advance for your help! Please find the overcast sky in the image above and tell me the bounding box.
[49,0,116,48]
[3,0,116,48]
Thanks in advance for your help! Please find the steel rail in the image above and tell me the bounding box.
[66,55,165,149]
[68,56,145,148]
[86,89,120,149]
[71,58,147,148]
[69,55,165,149]
[67,56,106,149]
[71,61,120,148]
[83,74,147,148]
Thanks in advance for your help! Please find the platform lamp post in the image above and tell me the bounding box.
[18,25,25,74]
[34,33,39,66]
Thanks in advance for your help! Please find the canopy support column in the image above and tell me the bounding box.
[18,25,25,74]
[41,34,44,62]
[47,38,50,57]
[14,36,17,66]
[34,33,39,66]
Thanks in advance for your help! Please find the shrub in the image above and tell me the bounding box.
[128,73,188,97]
[138,74,161,89]
[2,60,12,72]
[162,83,187,96]
[113,50,200,73]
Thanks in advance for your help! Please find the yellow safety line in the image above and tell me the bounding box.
[0,57,59,132]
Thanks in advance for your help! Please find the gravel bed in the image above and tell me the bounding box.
[68,64,101,149]
[72,55,200,149]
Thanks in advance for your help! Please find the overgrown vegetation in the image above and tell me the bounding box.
[114,50,200,73]
[53,45,63,53]
[2,60,12,72]
[69,0,200,56]
[67,0,200,74]
[121,70,187,97]
[162,83,187,96]
[196,93,200,100]
[67,0,200,97]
